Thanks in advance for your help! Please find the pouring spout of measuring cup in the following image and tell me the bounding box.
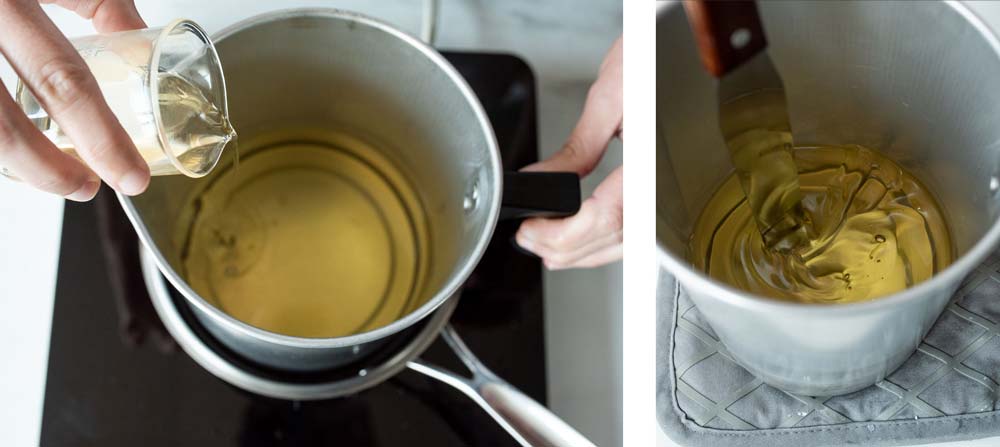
[408,325,597,447]
[9,19,233,180]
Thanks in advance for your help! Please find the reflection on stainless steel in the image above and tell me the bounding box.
[95,185,175,352]
[657,1,1000,395]
[409,326,597,447]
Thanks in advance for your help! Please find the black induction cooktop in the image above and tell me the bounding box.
[39,52,546,447]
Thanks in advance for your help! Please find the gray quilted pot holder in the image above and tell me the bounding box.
[657,260,1000,447]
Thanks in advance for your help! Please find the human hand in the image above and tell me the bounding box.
[0,0,149,201]
[515,37,623,270]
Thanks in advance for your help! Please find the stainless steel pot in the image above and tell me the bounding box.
[657,1,1000,395]
[118,8,577,372]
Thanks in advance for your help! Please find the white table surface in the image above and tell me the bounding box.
[0,1,624,446]
[657,2,1000,446]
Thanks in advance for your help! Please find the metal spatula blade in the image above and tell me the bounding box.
[684,0,804,249]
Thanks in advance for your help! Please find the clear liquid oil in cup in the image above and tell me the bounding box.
[14,19,235,178]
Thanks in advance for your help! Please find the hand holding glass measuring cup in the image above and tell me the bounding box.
[1,2,233,201]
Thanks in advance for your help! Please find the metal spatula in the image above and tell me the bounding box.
[684,0,807,250]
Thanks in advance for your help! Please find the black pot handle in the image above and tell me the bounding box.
[500,171,581,220]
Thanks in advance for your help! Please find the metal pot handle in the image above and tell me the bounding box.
[407,325,596,447]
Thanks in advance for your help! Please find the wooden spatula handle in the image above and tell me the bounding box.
[683,0,768,77]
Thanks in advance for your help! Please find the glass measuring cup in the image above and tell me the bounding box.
[15,19,234,178]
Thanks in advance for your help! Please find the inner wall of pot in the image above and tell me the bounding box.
[131,14,496,330]
[657,1,1000,268]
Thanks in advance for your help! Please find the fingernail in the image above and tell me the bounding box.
[118,169,150,196]
[65,180,100,202]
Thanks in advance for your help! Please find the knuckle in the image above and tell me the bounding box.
[562,135,584,159]
[585,82,613,111]
[593,196,624,233]
[547,231,574,251]
[599,221,623,246]
[73,0,103,19]
[601,208,624,236]
[81,137,143,181]
[31,60,95,110]
[35,166,86,195]
[563,131,584,153]
[0,0,29,12]
[560,136,595,176]
[83,137,118,163]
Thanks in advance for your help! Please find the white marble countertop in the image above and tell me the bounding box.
[0,1,623,446]
[657,1,1000,446]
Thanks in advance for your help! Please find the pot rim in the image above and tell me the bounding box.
[120,7,502,349]
[655,0,1000,316]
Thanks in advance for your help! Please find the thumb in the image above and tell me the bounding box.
[525,37,622,176]
[42,0,146,32]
